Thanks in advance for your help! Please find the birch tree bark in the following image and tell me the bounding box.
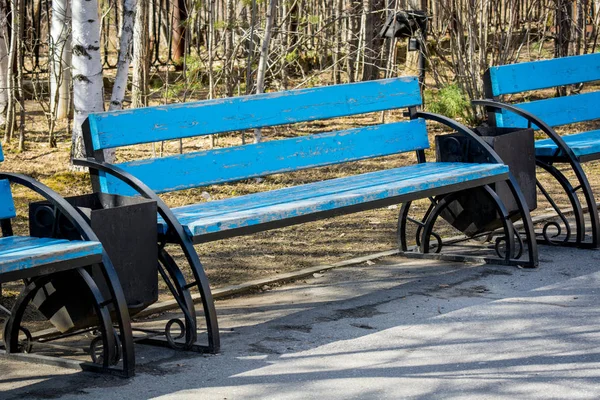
[4,0,20,143]
[132,0,149,108]
[50,0,72,121]
[103,0,137,163]
[71,0,104,163]
[253,0,277,143]
[0,3,9,128]
[110,0,137,111]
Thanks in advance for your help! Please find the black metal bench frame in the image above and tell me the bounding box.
[474,99,600,249]
[76,78,540,354]
[0,172,135,377]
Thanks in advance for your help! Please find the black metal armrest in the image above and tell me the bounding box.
[472,99,579,162]
[0,172,99,242]
[413,110,504,164]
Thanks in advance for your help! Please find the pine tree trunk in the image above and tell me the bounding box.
[71,0,104,164]
[171,0,187,65]
[333,0,343,83]
[50,0,71,121]
[132,0,149,108]
[347,0,361,82]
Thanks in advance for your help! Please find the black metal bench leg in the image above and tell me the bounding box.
[536,160,585,246]
[71,158,221,353]
[177,240,220,353]
[398,200,439,252]
[419,188,516,262]
[397,201,412,251]
[571,165,600,248]
[95,255,135,377]
[3,266,134,376]
[145,248,198,349]
[139,244,219,353]
[505,174,539,268]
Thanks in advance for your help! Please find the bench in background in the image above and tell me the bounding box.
[0,143,134,377]
[77,76,539,351]
[477,52,600,248]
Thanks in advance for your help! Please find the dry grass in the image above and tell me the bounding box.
[2,81,600,306]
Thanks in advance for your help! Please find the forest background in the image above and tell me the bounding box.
[0,0,597,155]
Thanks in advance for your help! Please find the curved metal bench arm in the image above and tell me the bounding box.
[413,110,504,164]
[473,99,600,248]
[408,110,538,267]
[0,172,99,242]
[472,99,579,162]
[72,158,221,353]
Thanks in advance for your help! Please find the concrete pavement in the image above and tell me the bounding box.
[1,244,600,399]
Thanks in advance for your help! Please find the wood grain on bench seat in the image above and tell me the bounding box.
[162,162,508,238]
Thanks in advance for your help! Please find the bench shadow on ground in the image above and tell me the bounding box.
[2,246,600,399]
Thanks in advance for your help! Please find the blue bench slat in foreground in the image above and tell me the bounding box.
[480,52,600,248]
[80,76,539,353]
[0,237,103,276]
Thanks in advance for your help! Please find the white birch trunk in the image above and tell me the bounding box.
[109,0,137,111]
[71,0,104,163]
[253,0,277,144]
[50,0,72,121]
[131,0,149,108]
[106,0,137,163]
[0,4,9,127]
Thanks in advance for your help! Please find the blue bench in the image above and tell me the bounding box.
[0,144,134,377]
[77,76,539,351]
[477,53,600,248]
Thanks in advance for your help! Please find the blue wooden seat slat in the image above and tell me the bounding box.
[169,161,497,220]
[534,129,600,158]
[0,236,71,253]
[88,77,422,150]
[0,236,103,277]
[103,119,430,195]
[488,52,600,95]
[160,162,509,237]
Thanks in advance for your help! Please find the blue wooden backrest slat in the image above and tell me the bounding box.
[488,53,600,96]
[0,142,17,220]
[101,119,431,195]
[497,91,600,129]
[87,77,423,151]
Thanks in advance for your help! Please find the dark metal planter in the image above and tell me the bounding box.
[29,193,158,332]
[435,126,536,236]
